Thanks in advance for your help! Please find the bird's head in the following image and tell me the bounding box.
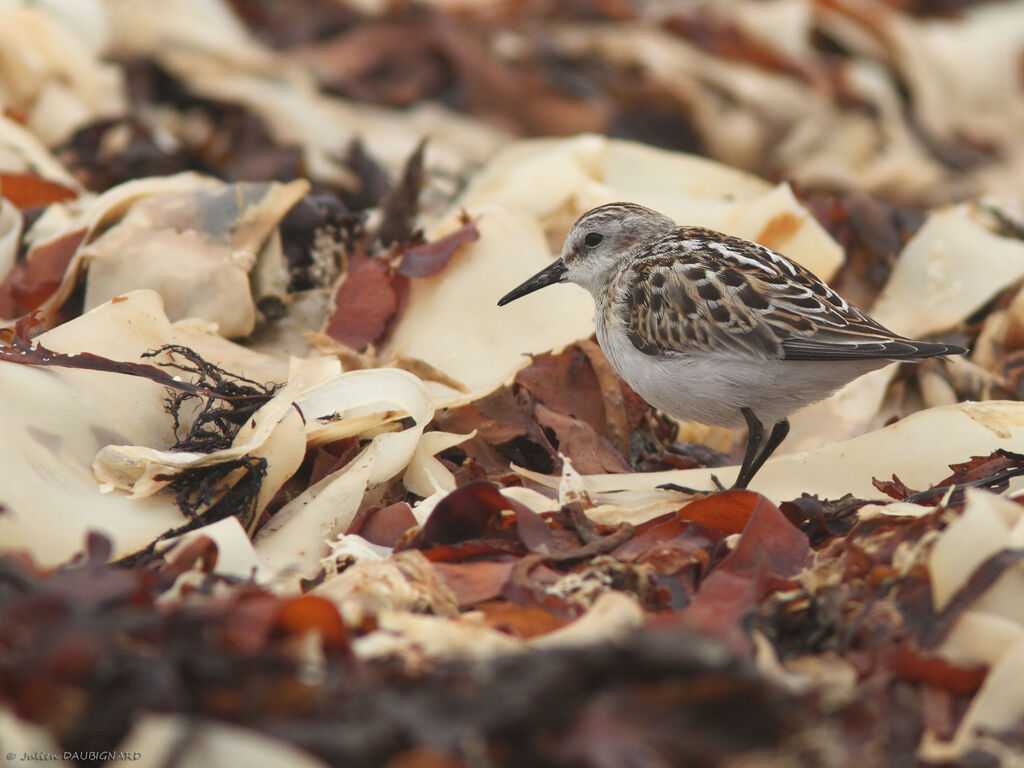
[497,202,675,305]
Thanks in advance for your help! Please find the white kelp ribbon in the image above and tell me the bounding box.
[255,368,469,581]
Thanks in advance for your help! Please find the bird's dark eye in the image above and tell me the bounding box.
[584,232,603,247]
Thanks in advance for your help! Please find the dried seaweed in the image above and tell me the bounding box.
[0,333,211,399]
[133,345,280,532]
[872,449,1024,506]
[144,344,278,451]
[169,456,268,521]
[378,138,426,246]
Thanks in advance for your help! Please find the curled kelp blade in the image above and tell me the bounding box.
[0,290,466,569]
[254,368,470,581]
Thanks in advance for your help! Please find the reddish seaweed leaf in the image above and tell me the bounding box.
[0,229,85,319]
[533,403,631,474]
[396,214,479,277]
[931,449,1024,495]
[577,338,637,454]
[154,536,220,591]
[716,494,809,579]
[477,599,573,639]
[218,590,287,654]
[511,501,558,554]
[0,338,208,397]
[678,490,765,535]
[0,172,77,209]
[673,495,809,650]
[408,481,511,547]
[612,515,723,566]
[674,566,766,652]
[405,481,597,562]
[872,474,917,501]
[416,540,526,563]
[274,595,349,650]
[323,252,400,351]
[515,344,614,441]
[435,386,561,476]
[347,502,417,547]
[887,645,986,696]
[874,451,1024,507]
[431,560,517,607]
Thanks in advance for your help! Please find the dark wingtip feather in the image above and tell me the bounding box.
[781,337,967,362]
[900,340,968,358]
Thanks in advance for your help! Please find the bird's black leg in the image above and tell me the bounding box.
[754,419,790,475]
[733,412,790,489]
[657,412,785,495]
[732,408,766,489]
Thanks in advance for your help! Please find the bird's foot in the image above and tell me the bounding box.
[657,482,704,494]
[657,474,726,495]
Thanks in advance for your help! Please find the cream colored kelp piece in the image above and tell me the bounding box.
[254,369,469,581]
[101,0,506,189]
[0,709,67,768]
[0,292,197,566]
[93,380,306,519]
[0,113,83,187]
[0,290,465,568]
[921,490,1024,762]
[451,135,843,279]
[1,173,308,332]
[0,288,310,565]
[872,204,1024,337]
[0,0,126,145]
[81,175,309,337]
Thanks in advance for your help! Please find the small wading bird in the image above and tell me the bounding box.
[498,202,966,490]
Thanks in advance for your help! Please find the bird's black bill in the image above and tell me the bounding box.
[497,259,568,306]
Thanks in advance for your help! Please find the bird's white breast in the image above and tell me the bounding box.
[595,304,886,429]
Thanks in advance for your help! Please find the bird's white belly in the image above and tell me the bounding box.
[596,318,884,429]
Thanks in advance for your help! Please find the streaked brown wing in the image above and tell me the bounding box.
[623,260,783,359]
[620,230,922,361]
